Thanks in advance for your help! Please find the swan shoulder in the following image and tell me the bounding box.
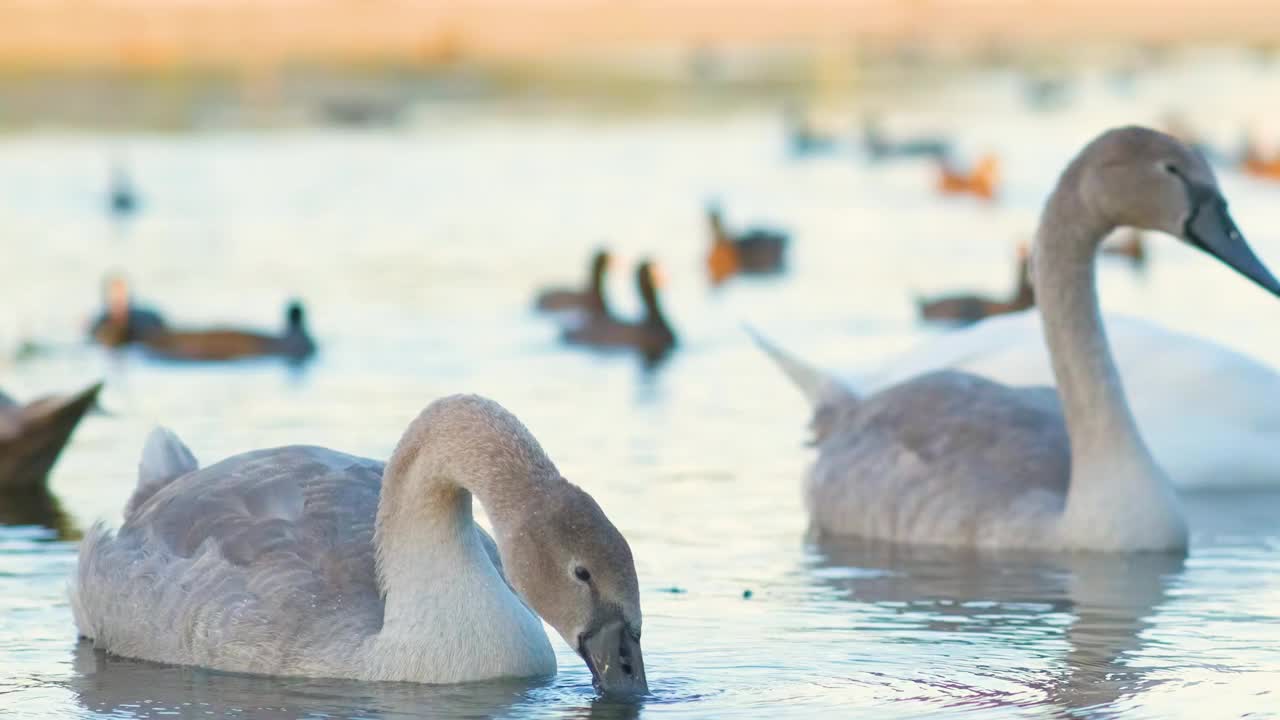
[808,370,1070,548]
[74,445,393,677]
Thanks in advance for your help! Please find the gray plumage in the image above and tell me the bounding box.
[808,371,1069,547]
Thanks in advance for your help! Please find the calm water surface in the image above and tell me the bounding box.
[3,58,1280,718]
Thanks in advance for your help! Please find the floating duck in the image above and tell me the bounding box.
[861,115,951,162]
[706,206,788,285]
[534,249,611,318]
[108,161,139,217]
[564,261,676,364]
[141,302,316,363]
[89,275,168,347]
[918,245,1033,325]
[937,153,1000,202]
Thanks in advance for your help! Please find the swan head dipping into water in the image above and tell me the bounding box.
[377,395,647,695]
[753,127,1280,552]
[73,394,648,697]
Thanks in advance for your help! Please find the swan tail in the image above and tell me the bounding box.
[129,427,198,518]
[744,325,857,408]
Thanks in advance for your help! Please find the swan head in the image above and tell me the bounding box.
[1075,126,1280,297]
[503,483,648,698]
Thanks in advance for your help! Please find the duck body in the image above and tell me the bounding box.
[563,261,676,363]
[73,443,554,682]
[852,310,1280,490]
[142,327,312,362]
[706,208,788,283]
[0,383,102,491]
[534,250,610,317]
[140,303,315,363]
[918,252,1034,325]
[937,154,1000,201]
[862,118,951,162]
[918,295,1027,325]
[90,306,168,347]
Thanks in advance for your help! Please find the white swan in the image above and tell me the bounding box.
[72,395,648,695]
[754,127,1280,552]
[847,310,1280,489]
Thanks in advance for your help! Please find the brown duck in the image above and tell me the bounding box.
[534,249,611,316]
[89,275,168,347]
[706,206,788,285]
[563,260,676,362]
[141,301,316,363]
[918,246,1034,326]
[0,382,102,491]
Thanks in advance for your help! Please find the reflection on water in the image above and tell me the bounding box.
[70,641,540,720]
[809,538,1183,715]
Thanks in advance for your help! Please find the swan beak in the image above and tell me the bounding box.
[1187,195,1280,297]
[578,621,648,698]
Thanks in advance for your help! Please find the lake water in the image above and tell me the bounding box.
[3,54,1280,718]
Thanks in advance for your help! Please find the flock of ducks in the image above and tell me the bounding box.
[5,124,1280,700]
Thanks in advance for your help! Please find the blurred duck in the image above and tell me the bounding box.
[141,302,316,363]
[108,161,139,217]
[706,206,788,285]
[534,249,611,317]
[785,103,838,157]
[1102,228,1149,268]
[918,245,1033,325]
[1241,139,1280,181]
[0,382,102,491]
[89,274,168,347]
[564,261,676,363]
[861,115,951,162]
[937,153,1000,201]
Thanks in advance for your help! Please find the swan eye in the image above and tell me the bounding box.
[1163,162,1178,174]
[574,566,592,583]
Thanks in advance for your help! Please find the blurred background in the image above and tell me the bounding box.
[5,2,1280,718]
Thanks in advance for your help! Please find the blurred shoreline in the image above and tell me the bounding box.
[1,0,1277,129]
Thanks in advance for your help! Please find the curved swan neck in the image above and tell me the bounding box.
[374,398,561,609]
[1036,178,1184,549]
[1034,188,1144,461]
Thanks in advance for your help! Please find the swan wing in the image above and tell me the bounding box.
[807,370,1070,548]
[73,445,389,677]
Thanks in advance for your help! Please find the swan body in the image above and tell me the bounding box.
[847,310,1280,489]
[73,395,647,693]
[757,127,1280,551]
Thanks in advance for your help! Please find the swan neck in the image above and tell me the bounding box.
[1035,193,1147,466]
[374,405,558,619]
